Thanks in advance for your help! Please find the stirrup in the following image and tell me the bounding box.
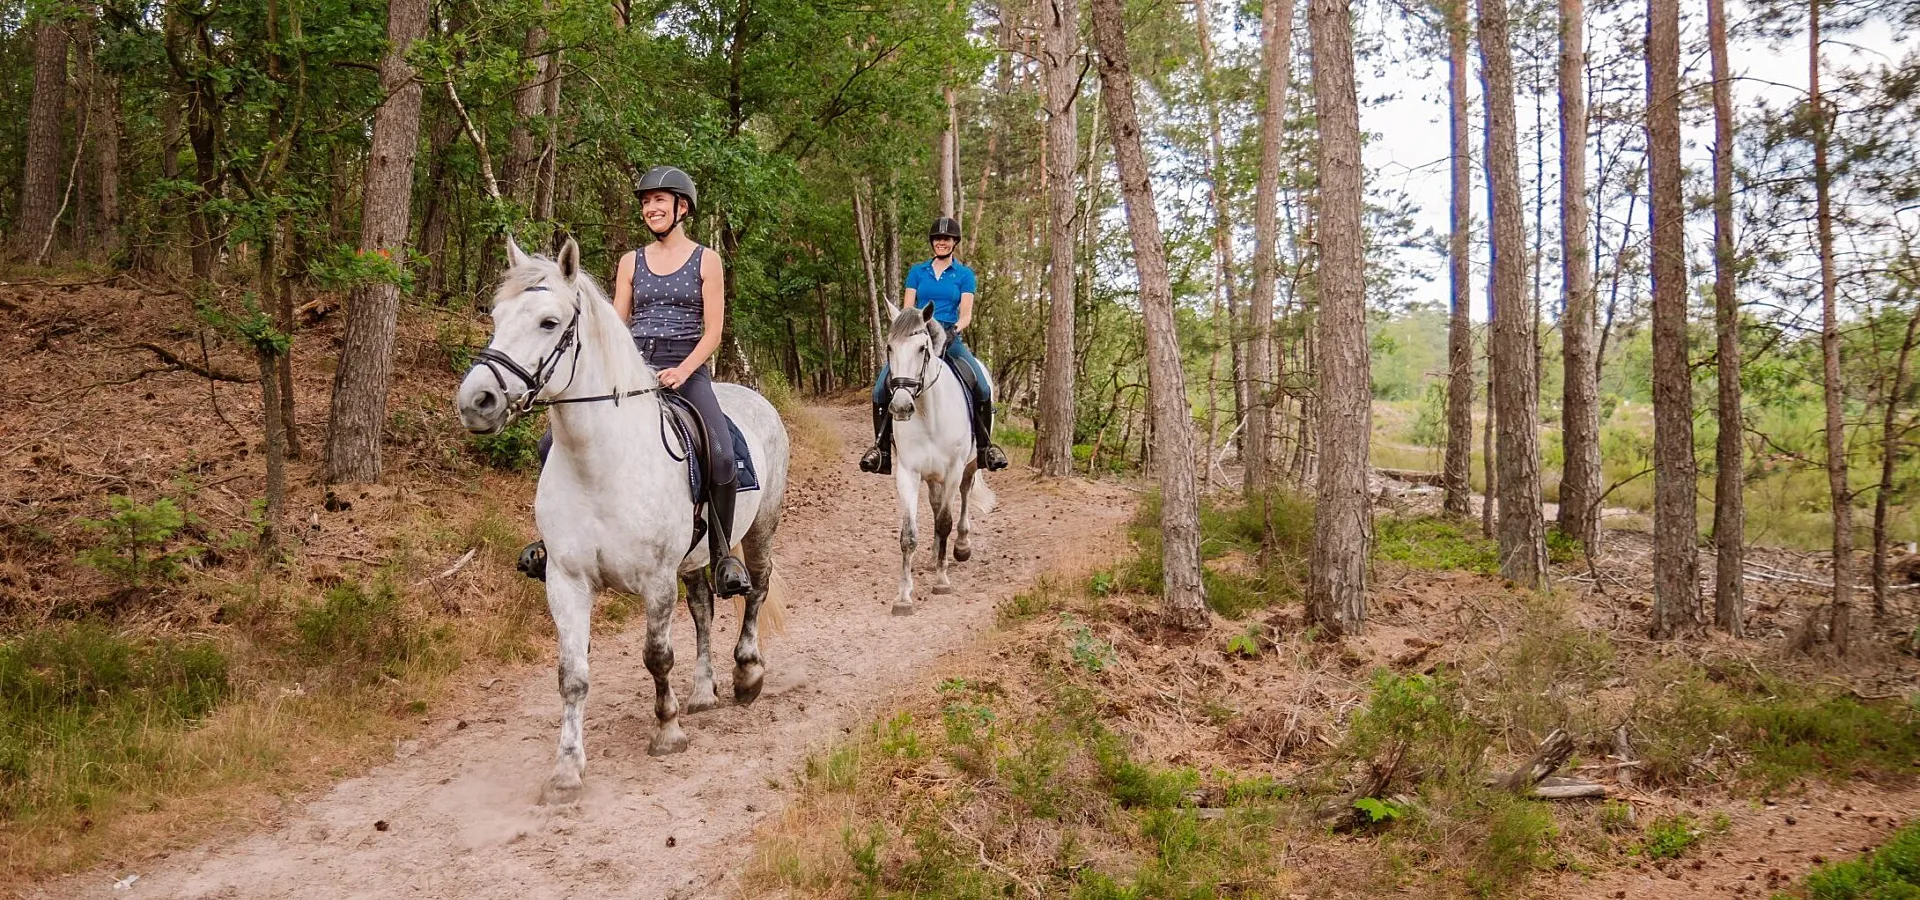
[980,444,1010,471]
[517,540,547,582]
[714,555,752,598]
[859,444,891,474]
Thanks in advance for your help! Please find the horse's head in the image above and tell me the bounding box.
[456,237,588,434]
[883,300,946,421]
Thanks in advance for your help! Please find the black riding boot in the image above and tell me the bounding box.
[973,396,1009,471]
[707,478,752,597]
[859,402,893,474]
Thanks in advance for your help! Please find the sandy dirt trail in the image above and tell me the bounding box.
[35,405,1135,900]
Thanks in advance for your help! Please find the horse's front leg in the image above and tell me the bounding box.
[930,480,958,595]
[681,569,718,713]
[893,467,920,617]
[641,574,688,756]
[541,571,593,805]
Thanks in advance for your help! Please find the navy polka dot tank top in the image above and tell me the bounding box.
[630,245,706,341]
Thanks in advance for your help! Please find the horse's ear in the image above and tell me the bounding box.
[506,237,532,269]
[885,300,902,322]
[920,302,936,324]
[557,237,581,281]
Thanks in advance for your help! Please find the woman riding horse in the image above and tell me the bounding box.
[859,217,1010,475]
[520,165,750,598]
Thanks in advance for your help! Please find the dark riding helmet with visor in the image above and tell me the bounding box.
[634,166,698,238]
[928,216,961,258]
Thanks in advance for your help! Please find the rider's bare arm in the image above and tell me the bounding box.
[903,287,918,309]
[613,251,637,324]
[680,249,727,375]
[956,292,975,331]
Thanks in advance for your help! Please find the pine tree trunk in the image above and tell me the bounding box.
[1247,0,1296,498]
[419,114,460,301]
[325,0,430,484]
[505,24,548,202]
[77,13,123,260]
[1442,0,1474,518]
[1872,308,1918,619]
[1194,0,1245,469]
[1557,0,1600,554]
[1647,0,1698,638]
[532,49,562,222]
[1090,0,1209,631]
[1307,0,1370,635]
[939,85,957,219]
[1709,0,1743,635]
[1810,1,1850,654]
[1480,0,1546,589]
[1483,347,1497,536]
[14,17,68,261]
[1035,0,1081,476]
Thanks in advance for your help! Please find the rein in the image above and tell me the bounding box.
[469,284,662,415]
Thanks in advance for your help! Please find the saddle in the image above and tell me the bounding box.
[659,393,761,500]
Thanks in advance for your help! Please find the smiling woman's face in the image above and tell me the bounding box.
[641,190,683,233]
[931,236,956,257]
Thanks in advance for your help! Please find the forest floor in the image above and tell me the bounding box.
[5,277,1918,899]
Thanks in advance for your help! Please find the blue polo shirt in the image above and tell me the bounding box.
[905,259,976,325]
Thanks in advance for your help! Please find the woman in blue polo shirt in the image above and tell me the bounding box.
[860,217,1010,475]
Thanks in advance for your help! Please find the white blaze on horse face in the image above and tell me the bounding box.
[455,282,577,434]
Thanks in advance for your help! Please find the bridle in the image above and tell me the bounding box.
[469,284,659,417]
[886,326,944,408]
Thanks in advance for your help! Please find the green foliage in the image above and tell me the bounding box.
[294,578,445,681]
[1634,813,1706,860]
[307,245,416,294]
[993,424,1035,448]
[76,495,198,588]
[1466,798,1559,897]
[1409,381,1449,450]
[467,412,546,471]
[1344,672,1488,791]
[1736,693,1920,790]
[1064,616,1116,673]
[1374,516,1501,575]
[1354,796,1407,824]
[0,625,229,820]
[1223,626,1262,659]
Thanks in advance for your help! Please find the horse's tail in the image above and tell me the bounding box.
[968,470,997,516]
[732,553,790,640]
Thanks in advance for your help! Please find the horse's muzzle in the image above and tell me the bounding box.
[456,374,515,434]
[887,390,916,422]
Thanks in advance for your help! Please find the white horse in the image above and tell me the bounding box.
[881,301,995,616]
[455,238,790,804]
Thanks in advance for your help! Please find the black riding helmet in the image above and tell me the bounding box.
[634,166,698,237]
[928,216,962,241]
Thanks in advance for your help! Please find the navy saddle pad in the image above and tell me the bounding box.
[664,405,760,498]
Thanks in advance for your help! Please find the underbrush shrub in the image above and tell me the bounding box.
[76,495,200,590]
[294,577,448,682]
[1373,516,1500,575]
[0,625,229,820]
[467,412,545,471]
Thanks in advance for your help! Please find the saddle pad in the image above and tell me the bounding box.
[666,412,761,499]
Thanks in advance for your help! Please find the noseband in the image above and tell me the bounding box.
[887,329,944,406]
[468,284,659,415]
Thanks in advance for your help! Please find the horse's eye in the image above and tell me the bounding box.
[540,318,561,331]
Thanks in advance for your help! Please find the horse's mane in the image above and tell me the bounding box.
[888,305,946,357]
[497,252,656,393]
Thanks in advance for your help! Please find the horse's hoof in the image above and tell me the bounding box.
[540,772,582,806]
[686,691,719,714]
[953,545,973,562]
[892,602,915,617]
[734,675,764,705]
[647,724,689,756]
[932,583,955,595]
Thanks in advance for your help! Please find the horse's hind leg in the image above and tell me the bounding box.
[641,574,688,756]
[930,481,957,595]
[541,573,593,805]
[893,468,920,616]
[733,522,776,704]
[682,570,718,713]
[954,468,975,563]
